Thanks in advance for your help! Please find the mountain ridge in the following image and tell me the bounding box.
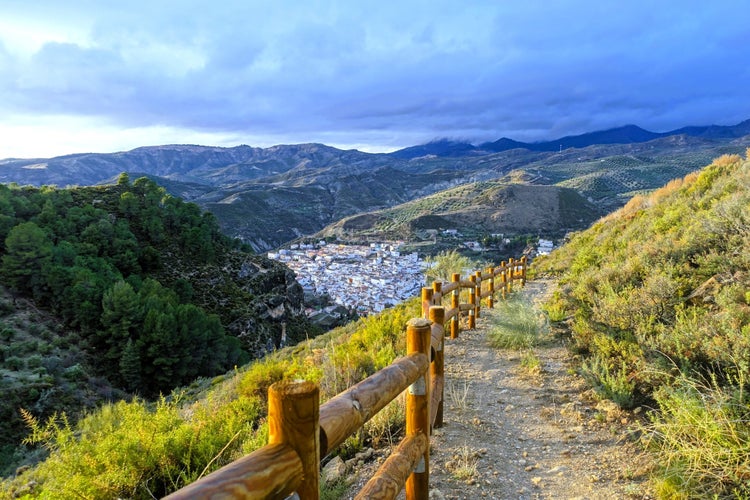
[390,119,750,158]
[1,119,749,251]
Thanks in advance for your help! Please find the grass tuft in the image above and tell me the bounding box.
[488,296,547,350]
[445,445,479,482]
[645,373,750,499]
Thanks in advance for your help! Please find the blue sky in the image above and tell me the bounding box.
[1,0,749,158]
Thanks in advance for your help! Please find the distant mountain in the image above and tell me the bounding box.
[479,137,531,153]
[669,118,750,139]
[1,120,749,251]
[391,119,750,157]
[525,124,662,151]
[387,139,479,159]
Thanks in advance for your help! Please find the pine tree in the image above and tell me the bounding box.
[119,338,142,392]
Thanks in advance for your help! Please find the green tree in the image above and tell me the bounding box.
[1,221,53,299]
[119,338,142,392]
[117,172,130,187]
[100,280,141,366]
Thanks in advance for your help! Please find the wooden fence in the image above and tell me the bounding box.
[165,256,528,500]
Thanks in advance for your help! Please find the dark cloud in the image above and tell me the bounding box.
[1,0,750,157]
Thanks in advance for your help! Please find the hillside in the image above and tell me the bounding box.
[535,151,750,497]
[316,181,602,247]
[0,289,423,498]
[0,177,311,474]
[1,121,749,251]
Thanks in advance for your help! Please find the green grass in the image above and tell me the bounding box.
[536,151,750,497]
[646,374,750,499]
[488,296,547,350]
[1,299,421,498]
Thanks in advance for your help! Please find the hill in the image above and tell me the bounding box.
[0,176,311,474]
[1,121,749,251]
[0,286,423,498]
[316,181,601,248]
[535,151,750,497]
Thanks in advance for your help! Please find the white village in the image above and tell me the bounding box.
[270,238,554,316]
[269,242,424,315]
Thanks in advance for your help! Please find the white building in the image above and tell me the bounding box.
[537,239,554,256]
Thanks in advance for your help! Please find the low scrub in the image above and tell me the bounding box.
[1,299,420,498]
[535,150,750,497]
[646,374,750,498]
[488,296,547,350]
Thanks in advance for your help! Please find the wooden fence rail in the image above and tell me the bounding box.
[164,256,527,500]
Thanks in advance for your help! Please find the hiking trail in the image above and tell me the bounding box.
[343,279,655,499]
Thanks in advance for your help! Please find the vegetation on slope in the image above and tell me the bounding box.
[0,175,311,474]
[317,180,602,250]
[535,152,750,497]
[1,297,422,498]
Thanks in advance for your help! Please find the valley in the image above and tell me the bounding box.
[1,122,749,498]
[2,121,749,252]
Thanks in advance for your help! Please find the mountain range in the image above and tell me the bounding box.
[1,119,749,251]
[390,119,750,158]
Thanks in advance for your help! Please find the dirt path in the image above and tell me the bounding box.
[343,280,655,499]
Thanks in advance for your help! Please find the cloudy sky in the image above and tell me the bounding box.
[1,1,749,159]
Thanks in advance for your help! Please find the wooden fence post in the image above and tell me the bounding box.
[474,270,482,320]
[451,273,460,339]
[499,261,507,300]
[487,266,494,309]
[421,287,433,319]
[406,319,431,500]
[506,258,514,295]
[520,256,528,286]
[432,281,442,306]
[468,274,476,330]
[429,306,445,429]
[268,381,320,499]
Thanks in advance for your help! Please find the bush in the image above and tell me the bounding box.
[1,297,422,498]
[537,151,750,495]
[488,296,546,350]
[580,355,636,408]
[26,354,43,369]
[0,326,14,342]
[5,356,24,371]
[646,375,750,498]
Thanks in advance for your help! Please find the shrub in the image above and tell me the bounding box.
[538,151,750,495]
[5,356,24,371]
[580,355,636,409]
[26,354,43,369]
[488,296,546,350]
[646,375,750,498]
[1,297,423,498]
[0,326,13,341]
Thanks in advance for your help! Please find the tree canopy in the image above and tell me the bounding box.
[0,177,248,395]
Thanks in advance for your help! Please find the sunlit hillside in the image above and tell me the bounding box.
[535,151,750,497]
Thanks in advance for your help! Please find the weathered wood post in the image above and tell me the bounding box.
[500,261,507,300]
[487,266,495,309]
[432,281,442,306]
[468,274,476,329]
[451,273,460,339]
[421,287,433,319]
[506,258,514,294]
[406,319,431,500]
[429,306,445,429]
[474,270,482,319]
[520,256,528,286]
[268,380,320,499]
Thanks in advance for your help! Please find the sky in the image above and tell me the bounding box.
[1,1,750,159]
